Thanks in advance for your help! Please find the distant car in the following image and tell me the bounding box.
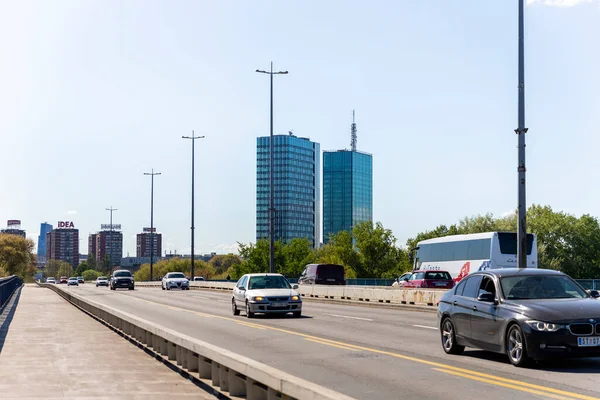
[392,272,413,287]
[46,277,56,284]
[162,272,190,290]
[193,276,205,281]
[67,277,79,286]
[298,264,346,285]
[59,276,68,284]
[110,270,134,290]
[96,276,109,287]
[77,276,84,284]
[232,273,302,318]
[438,269,600,367]
[403,270,455,289]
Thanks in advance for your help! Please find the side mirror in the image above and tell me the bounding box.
[292,284,299,290]
[239,287,245,291]
[477,292,497,304]
[403,277,410,282]
[590,290,600,299]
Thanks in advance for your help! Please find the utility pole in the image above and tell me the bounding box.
[256,62,288,273]
[144,169,161,280]
[105,206,117,274]
[516,0,528,268]
[182,131,205,280]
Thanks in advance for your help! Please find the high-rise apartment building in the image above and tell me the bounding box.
[88,233,98,259]
[1,220,26,238]
[95,230,123,267]
[37,222,53,261]
[46,222,79,268]
[136,228,162,258]
[323,113,373,243]
[256,134,321,247]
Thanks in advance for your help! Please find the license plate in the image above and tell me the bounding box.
[326,278,336,282]
[577,337,600,347]
[434,282,447,287]
[271,302,288,307]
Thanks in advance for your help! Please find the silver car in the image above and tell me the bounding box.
[162,272,190,290]
[232,273,302,318]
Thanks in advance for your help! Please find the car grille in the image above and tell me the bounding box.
[569,323,594,335]
[597,323,600,336]
[267,297,288,301]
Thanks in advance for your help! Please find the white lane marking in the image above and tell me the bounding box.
[327,314,373,321]
[413,324,437,330]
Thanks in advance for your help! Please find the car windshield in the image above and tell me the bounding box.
[114,271,132,277]
[98,277,107,280]
[501,275,588,300]
[248,276,291,290]
[169,273,185,279]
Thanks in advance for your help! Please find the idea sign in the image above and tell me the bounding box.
[58,221,75,229]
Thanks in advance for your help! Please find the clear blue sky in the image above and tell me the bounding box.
[1,0,598,256]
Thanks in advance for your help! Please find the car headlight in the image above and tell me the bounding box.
[526,320,565,332]
[291,295,300,301]
[253,296,265,302]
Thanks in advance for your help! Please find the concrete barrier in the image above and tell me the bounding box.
[135,281,445,307]
[39,283,356,400]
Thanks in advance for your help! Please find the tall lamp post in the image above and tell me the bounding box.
[105,206,117,274]
[182,131,205,280]
[256,62,288,274]
[516,0,528,268]
[144,169,161,280]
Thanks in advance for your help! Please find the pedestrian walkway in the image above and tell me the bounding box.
[0,285,214,399]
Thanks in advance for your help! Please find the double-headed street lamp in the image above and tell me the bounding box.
[144,169,161,281]
[516,0,528,269]
[182,131,205,280]
[256,62,288,274]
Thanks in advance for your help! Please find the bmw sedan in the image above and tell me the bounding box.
[162,272,190,290]
[232,273,302,318]
[438,268,600,367]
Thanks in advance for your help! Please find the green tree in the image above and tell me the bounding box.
[209,254,242,275]
[0,234,36,279]
[352,221,403,278]
[102,254,111,275]
[280,238,317,278]
[87,254,98,271]
[74,261,90,276]
[82,269,101,281]
[57,263,73,278]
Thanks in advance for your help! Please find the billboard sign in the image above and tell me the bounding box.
[7,220,21,226]
[101,224,121,230]
[57,221,75,229]
[143,227,156,233]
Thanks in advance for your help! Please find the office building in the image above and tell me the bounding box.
[1,220,26,238]
[323,113,373,243]
[88,234,98,259]
[136,228,162,258]
[256,133,321,247]
[46,223,79,268]
[95,230,123,268]
[37,222,53,261]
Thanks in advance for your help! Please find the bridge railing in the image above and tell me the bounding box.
[0,276,23,311]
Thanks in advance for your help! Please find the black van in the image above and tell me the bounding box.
[298,264,346,285]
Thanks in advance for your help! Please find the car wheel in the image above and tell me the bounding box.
[129,287,134,290]
[293,311,301,318]
[246,301,254,318]
[232,299,240,316]
[441,317,465,355]
[506,324,530,367]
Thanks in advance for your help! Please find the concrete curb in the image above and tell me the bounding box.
[39,283,357,400]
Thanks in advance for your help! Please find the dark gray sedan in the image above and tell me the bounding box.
[437,268,600,367]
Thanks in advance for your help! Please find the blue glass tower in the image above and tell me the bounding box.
[323,150,373,243]
[37,222,53,258]
[256,134,321,247]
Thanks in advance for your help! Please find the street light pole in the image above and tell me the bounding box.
[256,62,288,274]
[105,206,117,274]
[144,169,161,280]
[516,0,528,268]
[182,131,205,280]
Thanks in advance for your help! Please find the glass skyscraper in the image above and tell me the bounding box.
[323,150,373,243]
[256,134,321,247]
[37,222,53,259]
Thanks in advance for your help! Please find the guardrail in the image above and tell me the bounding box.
[1,276,23,312]
[136,281,445,307]
[40,283,356,400]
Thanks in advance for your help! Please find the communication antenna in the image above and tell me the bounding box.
[350,110,357,151]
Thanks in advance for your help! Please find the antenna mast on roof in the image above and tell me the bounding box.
[350,110,357,151]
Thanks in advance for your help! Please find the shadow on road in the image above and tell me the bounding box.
[462,349,600,372]
[0,286,22,355]
[252,314,313,320]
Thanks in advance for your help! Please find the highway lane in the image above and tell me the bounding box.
[61,285,600,400]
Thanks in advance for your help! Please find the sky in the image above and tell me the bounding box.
[1,0,599,256]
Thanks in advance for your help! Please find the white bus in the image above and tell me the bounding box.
[411,232,538,282]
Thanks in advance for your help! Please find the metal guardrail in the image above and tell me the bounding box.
[575,280,600,290]
[0,276,23,311]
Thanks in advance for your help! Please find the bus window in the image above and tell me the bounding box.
[498,232,534,255]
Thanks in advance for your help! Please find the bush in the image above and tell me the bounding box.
[82,269,102,281]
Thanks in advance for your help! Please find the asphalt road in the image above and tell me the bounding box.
[59,284,600,400]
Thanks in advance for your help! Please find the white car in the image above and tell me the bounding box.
[46,277,56,284]
[96,277,109,287]
[162,272,190,290]
[232,273,302,318]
